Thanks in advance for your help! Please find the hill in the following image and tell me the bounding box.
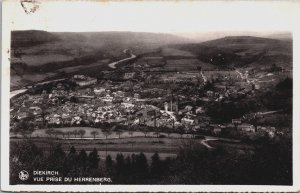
[10,32,292,89]
[169,36,292,70]
[11,30,59,47]
[134,36,292,72]
[10,30,190,89]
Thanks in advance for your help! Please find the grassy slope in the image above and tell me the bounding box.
[11,32,292,88]
[11,30,190,89]
[135,36,292,72]
[169,36,292,70]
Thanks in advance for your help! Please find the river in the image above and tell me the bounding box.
[10,51,136,98]
[10,89,28,98]
[10,78,68,99]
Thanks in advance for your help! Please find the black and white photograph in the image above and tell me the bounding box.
[1,1,300,192]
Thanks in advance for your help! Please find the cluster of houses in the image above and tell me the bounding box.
[72,75,97,87]
[10,73,278,140]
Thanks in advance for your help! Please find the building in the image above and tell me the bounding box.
[164,102,169,112]
[206,91,214,97]
[213,127,222,134]
[232,118,242,124]
[237,123,255,132]
[196,107,205,114]
[76,79,97,87]
[94,88,106,95]
[17,112,30,120]
[74,75,86,80]
[124,72,135,80]
[164,100,179,113]
[73,75,97,87]
[134,93,140,99]
[181,118,194,125]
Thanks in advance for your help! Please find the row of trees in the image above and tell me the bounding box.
[10,132,293,185]
[10,135,292,185]
[105,152,170,184]
[10,141,170,184]
[45,129,86,139]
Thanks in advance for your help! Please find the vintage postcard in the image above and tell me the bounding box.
[1,0,300,192]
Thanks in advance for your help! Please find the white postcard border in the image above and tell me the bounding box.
[2,1,300,192]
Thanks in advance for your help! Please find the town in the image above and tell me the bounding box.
[10,61,290,142]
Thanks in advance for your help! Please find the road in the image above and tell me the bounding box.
[10,89,28,98]
[11,50,136,98]
[108,50,136,69]
[200,70,207,82]
[10,78,67,99]
[201,138,218,149]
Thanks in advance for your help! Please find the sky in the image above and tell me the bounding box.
[3,0,300,36]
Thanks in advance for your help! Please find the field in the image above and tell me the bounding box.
[10,126,213,161]
[164,59,214,71]
[170,36,292,69]
[10,136,199,160]
[11,127,195,139]
[11,30,191,88]
[56,59,110,74]
[206,140,255,152]
[161,47,195,57]
[19,54,74,67]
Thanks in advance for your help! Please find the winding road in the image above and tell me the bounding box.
[108,50,136,69]
[11,50,136,98]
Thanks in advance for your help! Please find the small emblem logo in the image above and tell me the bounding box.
[19,170,29,181]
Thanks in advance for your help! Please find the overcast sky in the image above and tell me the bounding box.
[3,1,299,37]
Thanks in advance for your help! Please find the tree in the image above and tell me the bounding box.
[154,128,161,138]
[66,131,72,139]
[64,146,78,175]
[102,128,112,139]
[150,152,163,178]
[191,126,196,138]
[78,130,86,139]
[128,129,134,138]
[134,153,149,183]
[177,126,185,139]
[48,144,66,171]
[55,130,63,139]
[124,155,132,180]
[88,148,100,169]
[115,153,125,182]
[20,129,33,139]
[10,141,44,184]
[61,131,66,139]
[91,131,99,139]
[72,130,79,138]
[52,130,60,139]
[46,128,54,138]
[113,125,123,139]
[116,129,123,139]
[77,149,88,172]
[141,126,148,138]
[16,120,30,133]
[167,127,173,138]
[105,155,114,176]
[137,113,143,125]
[70,96,79,103]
